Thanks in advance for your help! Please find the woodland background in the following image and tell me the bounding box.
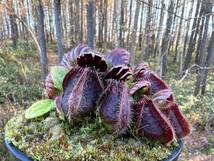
[0,0,213,160]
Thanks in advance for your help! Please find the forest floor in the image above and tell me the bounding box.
[181,130,214,161]
[0,42,213,160]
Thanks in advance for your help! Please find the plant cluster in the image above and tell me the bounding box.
[25,44,191,144]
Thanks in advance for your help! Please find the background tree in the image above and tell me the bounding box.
[183,0,201,71]
[87,0,95,48]
[7,0,18,47]
[194,0,212,96]
[160,0,174,77]
[201,15,214,94]
[114,0,121,48]
[54,0,64,62]
[35,0,48,82]
[130,0,141,65]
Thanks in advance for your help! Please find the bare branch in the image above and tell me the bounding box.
[3,3,41,54]
[13,15,41,54]
[179,64,214,82]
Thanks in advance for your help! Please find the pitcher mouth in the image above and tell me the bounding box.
[77,52,107,72]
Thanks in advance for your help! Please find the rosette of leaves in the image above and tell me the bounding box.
[45,45,91,99]
[60,44,91,68]
[130,63,191,144]
[132,96,175,144]
[133,62,172,98]
[99,65,132,132]
[98,49,132,132]
[25,44,191,145]
[56,51,107,123]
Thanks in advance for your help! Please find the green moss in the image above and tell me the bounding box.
[5,112,177,161]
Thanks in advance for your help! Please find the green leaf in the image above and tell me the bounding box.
[25,99,56,119]
[132,87,147,100]
[50,66,68,91]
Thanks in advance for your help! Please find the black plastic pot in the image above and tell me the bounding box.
[4,136,183,161]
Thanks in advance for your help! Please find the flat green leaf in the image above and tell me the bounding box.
[50,66,69,91]
[25,99,55,119]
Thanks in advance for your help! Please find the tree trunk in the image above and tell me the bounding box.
[173,0,185,63]
[183,0,201,71]
[155,0,165,73]
[194,1,212,96]
[7,0,18,47]
[110,1,115,45]
[103,0,108,49]
[69,0,74,45]
[195,4,205,64]
[126,0,133,47]
[119,0,124,47]
[20,0,28,45]
[201,18,214,94]
[143,0,153,61]
[16,0,22,38]
[0,16,6,39]
[54,0,64,62]
[130,0,141,65]
[26,0,31,26]
[182,0,194,62]
[114,0,121,48]
[168,0,180,55]
[48,3,53,42]
[98,0,104,47]
[4,13,10,39]
[138,2,144,50]
[108,4,112,44]
[195,7,205,65]
[93,4,97,45]
[35,0,48,82]
[62,1,69,48]
[160,0,174,77]
[87,0,95,48]
[80,0,84,42]
[75,0,80,43]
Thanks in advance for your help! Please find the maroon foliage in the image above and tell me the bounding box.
[106,48,130,66]
[105,65,132,80]
[45,74,58,99]
[161,102,192,139]
[133,62,171,95]
[100,81,131,132]
[133,61,148,76]
[77,52,107,72]
[132,96,175,144]
[129,80,151,97]
[99,61,132,132]
[153,89,173,102]
[60,44,91,68]
[62,68,103,122]
[50,44,191,144]
[130,62,191,143]
[60,52,107,123]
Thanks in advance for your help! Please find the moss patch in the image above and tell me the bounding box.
[5,112,178,161]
